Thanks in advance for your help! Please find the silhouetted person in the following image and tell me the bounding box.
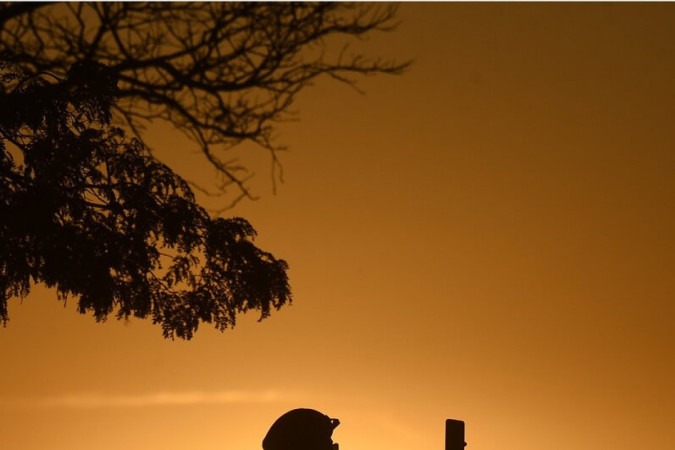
[263,408,340,450]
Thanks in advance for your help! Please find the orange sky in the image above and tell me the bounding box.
[1,4,674,450]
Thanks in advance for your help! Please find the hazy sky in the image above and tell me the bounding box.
[1,4,674,450]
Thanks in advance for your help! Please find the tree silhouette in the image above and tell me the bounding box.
[1,2,407,203]
[0,3,406,339]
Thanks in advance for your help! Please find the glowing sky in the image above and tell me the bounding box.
[1,4,674,450]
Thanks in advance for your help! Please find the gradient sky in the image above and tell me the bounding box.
[1,4,674,450]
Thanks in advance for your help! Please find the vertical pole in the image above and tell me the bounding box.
[445,419,466,450]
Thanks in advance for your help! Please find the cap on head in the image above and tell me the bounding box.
[262,408,340,450]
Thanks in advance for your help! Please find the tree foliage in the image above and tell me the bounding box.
[0,2,406,338]
[0,60,290,339]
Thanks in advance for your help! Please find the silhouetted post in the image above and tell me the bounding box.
[445,419,466,450]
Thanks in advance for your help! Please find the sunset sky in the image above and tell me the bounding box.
[1,3,674,450]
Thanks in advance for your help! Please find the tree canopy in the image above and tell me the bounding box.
[0,2,407,339]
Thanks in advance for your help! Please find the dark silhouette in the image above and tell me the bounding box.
[445,419,466,450]
[0,60,290,339]
[262,411,466,450]
[263,409,340,450]
[0,3,407,339]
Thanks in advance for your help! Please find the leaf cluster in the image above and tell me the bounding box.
[0,61,291,339]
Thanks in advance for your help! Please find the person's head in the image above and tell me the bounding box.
[262,408,340,450]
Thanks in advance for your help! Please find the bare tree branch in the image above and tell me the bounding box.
[0,2,409,207]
